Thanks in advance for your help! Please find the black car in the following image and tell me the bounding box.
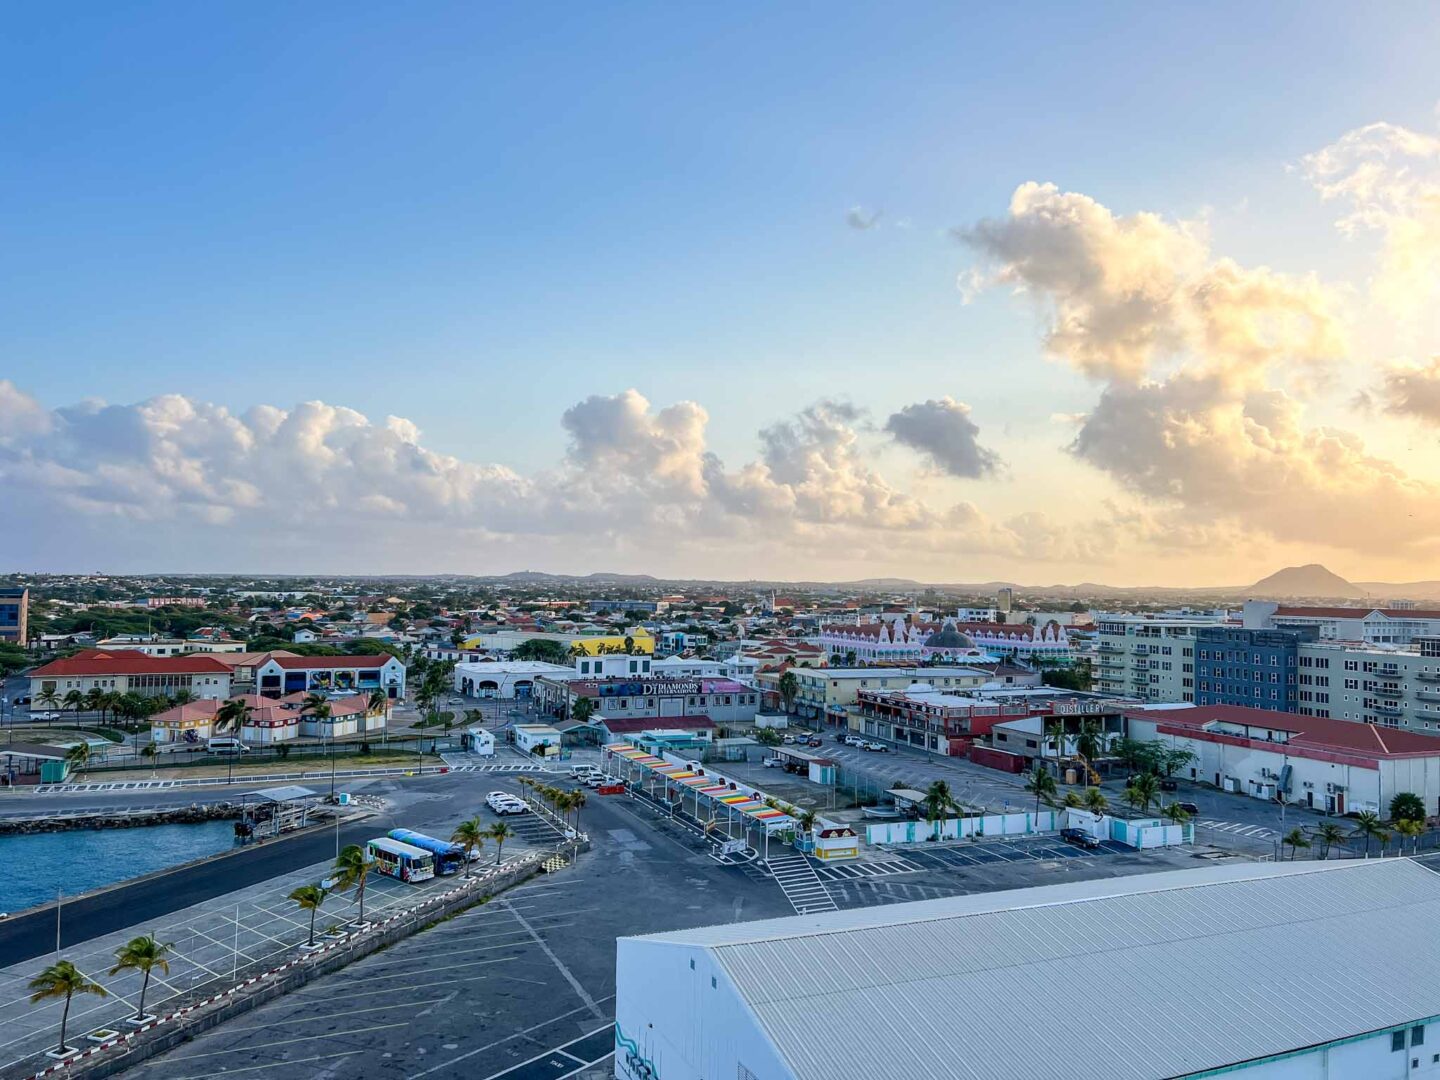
[1059,827,1100,849]
[1159,779,1178,792]
[1176,801,1200,815]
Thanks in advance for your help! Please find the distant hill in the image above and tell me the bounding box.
[1246,564,1366,599]
[1354,581,1440,602]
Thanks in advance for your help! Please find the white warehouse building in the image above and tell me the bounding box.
[615,860,1440,1080]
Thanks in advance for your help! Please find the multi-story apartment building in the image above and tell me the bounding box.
[1193,627,1317,712]
[0,587,28,645]
[1092,614,1227,703]
[1293,637,1440,735]
[763,666,995,722]
[1244,600,1440,645]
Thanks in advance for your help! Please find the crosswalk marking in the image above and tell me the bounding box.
[1198,819,1279,839]
[813,858,920,882]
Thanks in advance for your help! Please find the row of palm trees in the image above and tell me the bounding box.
[27,934,173,1056]
[515,776,587,832]
[36,686,188,730]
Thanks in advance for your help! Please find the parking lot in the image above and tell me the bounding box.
[0,790,568,1072]
[121,792,795,1080]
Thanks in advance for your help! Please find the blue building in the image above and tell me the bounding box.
[0,587,28,645]
[1194,626,1316,712]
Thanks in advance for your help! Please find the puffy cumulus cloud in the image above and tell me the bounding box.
[1374,357,1440,423]
[957,182,1346,384]
[954,180,1440,557]
[1302,121,1440,319]
[1,383,1090,573]
[1069,373,1440,552]
[884,397,1002,478]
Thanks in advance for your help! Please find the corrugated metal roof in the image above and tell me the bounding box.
[637,861,1440,1079]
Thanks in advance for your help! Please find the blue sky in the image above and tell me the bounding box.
[3,3,1440,581]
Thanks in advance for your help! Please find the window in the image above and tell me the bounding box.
[1414,1026,1426,1047]
[1392,1031,1407,1053]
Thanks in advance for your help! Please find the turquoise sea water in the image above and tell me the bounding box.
[0,821,238,914]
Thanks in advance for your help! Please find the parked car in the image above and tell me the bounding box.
[862,741,887,752]
[1176,801,1200,815]
[1060,827,1100,849]
[486,791,529,815]
[762,757,785,768]
[805,738,823,748]
[781,734,797,744]
[1159,778,1178,792]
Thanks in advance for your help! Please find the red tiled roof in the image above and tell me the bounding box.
[1127,704,1440,759]
[1274,606,1440,620]
[33,654,233,677]
[267,655,396,670]
[598,715,716,734]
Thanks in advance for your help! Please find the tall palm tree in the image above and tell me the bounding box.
[64,742,90,781]
[777,671,799,714]
[488,820,516,865]
[1283,827,1311,861]
[1351,811,1383,857]
[108,935,173,1021]
[1024,764,1057,814]
[1125,773,1160,815]
[367,688,388,736]
[451,817,486,878]
[921,779,956,841]
[141,742,159,777]
[288,884,327,946]
[332,845,371,925]
[62,689,85,719]
[37,686,60,715]
[566,788,587,831]
[84,687,106,719]
[1073,721,1103,783]
[1083,787,1109,816]
[171,689,197,707]
[1378,830,1393,858]
[28,960,108,1054]
[1044,720,1066,766]
[213,698,252,783]
[1316,822,1347,860]
[1162,802,1191,826]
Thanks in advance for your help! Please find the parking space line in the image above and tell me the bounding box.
[407,997,616,1080]
[158,1021,410,1063]
[159,1050,364,1079]
[222,997,450,1031]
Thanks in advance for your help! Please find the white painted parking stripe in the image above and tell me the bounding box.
[160,1050,364,1079]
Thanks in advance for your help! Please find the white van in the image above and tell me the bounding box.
[207,737,250,754]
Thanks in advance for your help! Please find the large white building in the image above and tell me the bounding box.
[1127,702,1440,816]
[616,860,1440,1080]
[452,660,576,699]
[1245,601,1440,645]
[1093,613,1229,702]
[817,616,1072,664]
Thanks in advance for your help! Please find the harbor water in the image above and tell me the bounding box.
[0,821,237,914]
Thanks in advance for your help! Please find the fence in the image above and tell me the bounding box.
[866,810,1058,846]
[11,844,579,1080]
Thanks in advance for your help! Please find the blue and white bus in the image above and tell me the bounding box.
[387,828,469,876]
[366,837,436,884]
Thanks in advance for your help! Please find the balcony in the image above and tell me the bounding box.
[1373,703,1404,718]
[1416,689,1440,704]
[1098,643,1123,654]
[1418,671,1440,683]
[1368,684,1404,698]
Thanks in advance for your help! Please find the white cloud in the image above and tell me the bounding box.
[1373,356,1440,423]
[1302,121,1440,319]
[956,179,1440,558]
[846,206,882,230]
[885,397,1002,478]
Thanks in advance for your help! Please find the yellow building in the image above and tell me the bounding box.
[569,628,655,656]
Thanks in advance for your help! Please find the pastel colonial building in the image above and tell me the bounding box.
[253,654,406,700]
[818,617,1072,666]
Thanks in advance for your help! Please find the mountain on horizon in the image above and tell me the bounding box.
[1247,564,1366,599]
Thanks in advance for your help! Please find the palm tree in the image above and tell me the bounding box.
[921,780,956,841]
[64,742,90,781]
[451,817,486,877]
[108,935,172,1021]
[1062,791,1084,809]
[1073,721,1103,782]
[1351,811,1383,857]
[1044,720,1065,766]
[288,884,327,946]
[28,960,108,1055]
[796,809,818,834]
[488,820,516,865]
[778,671,799,715]
[1283,827,1311,861]
[37,686,60,715]
[62,689,85,719]
[367,688,388,729]
[213,698,252,783]
[332,845,371,925]
[1395,817,1424,855]
[84,687,106,720]
[1378,830,1393,858]
[1024,764,1057,815]
[571,697,596,725]
[1083,787,1109,816]
[1125,773,1160,815]
[171,689,197,707]
[1161,802,1191,826]
[1315,822,1347,860]
[141,742,159,777]
[1388,791,1426,825]
[566,788,587,831]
